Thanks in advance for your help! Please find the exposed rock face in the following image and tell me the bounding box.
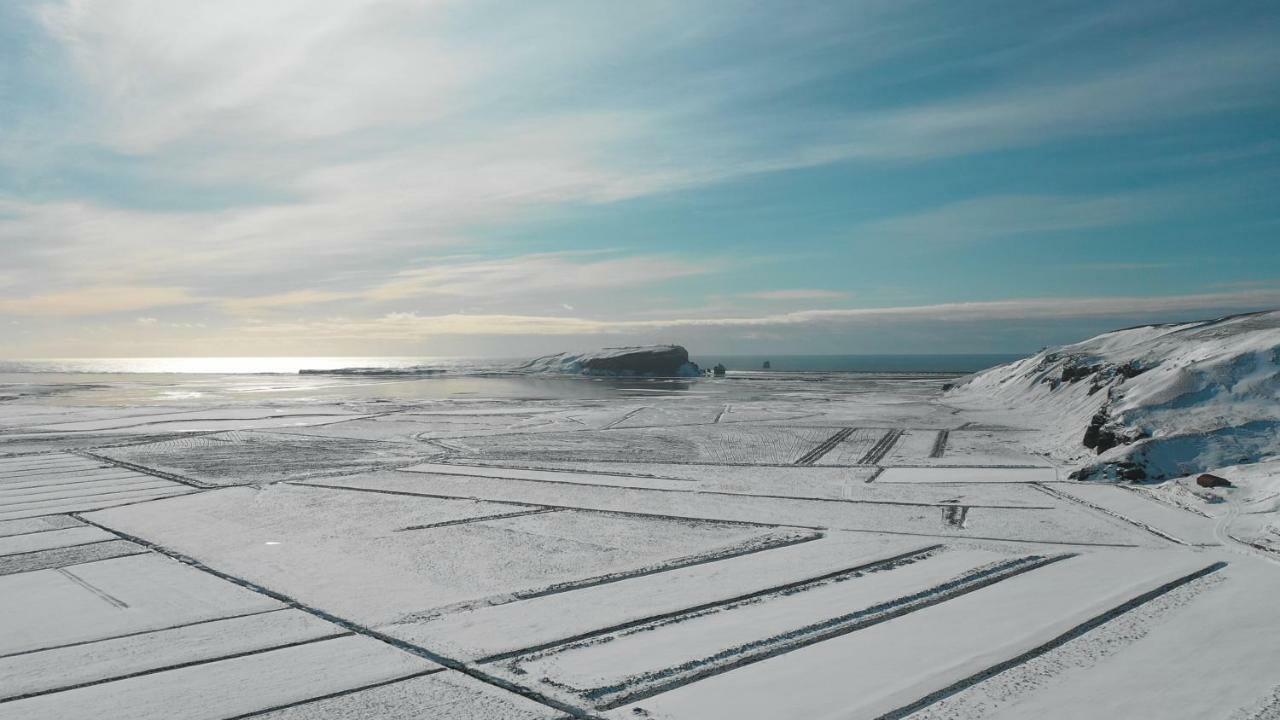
[1197,473,1234,488]
[578,346,697,376]
[514,345,702,377]
[949,310,1280,483]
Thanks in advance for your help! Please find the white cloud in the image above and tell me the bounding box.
[4,0,1278,355]
[215,252,716,316]
[0,286,197,317]
[236,289,1280,339]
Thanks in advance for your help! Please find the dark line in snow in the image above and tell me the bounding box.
[873,561,1229,720]
[0,517,85,539]
[480,544,943,664]
[72,451,215,489]
[795,428,855,466]
[1032,483,1190,546]
[392,467,1046,510]
[0,540,147,576]
[70,513,604,720]
[593,553,1077,710]
[859,429,905,465]
[288,481,793,529]
[602,407,649,430]
[930,429,950,458]
[222,669,447,720]
[395,507,561,531]
[0,633,354,704]
[56,566,129,608]
[0,609,288,661]
[0,538,119,560]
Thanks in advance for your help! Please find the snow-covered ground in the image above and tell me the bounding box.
[1,345,1278,719]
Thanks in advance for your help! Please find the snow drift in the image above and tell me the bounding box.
[948,311,1280,482]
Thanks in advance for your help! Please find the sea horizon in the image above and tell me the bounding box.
[0,353,1028,376]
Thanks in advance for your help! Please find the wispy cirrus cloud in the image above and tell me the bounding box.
[3,0,1278,355]
[0,286,197,317]
[236,288,1280,339]
[219,252,717,315]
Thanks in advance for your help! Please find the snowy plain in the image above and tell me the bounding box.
[0,330,1278,719]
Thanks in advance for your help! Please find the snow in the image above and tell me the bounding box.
[249,671,564,719]
[315,470,1138,545]
[2,353,1279,718]
[877,467,1058,484]
[1044,482,1221,546]
[0,553,281,655]
[86,483,792,625]
[948,310,1280,482]
[980,559,1280,720]
[505,548,1013,708]
[0,609,343,701]
[1,635,435,720]
[399,535,923,661]
[0,525,116,557]
[616,551,1215,719]
[514,345,702,378]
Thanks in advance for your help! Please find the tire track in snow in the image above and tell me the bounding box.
[577,553,1077,710]
[874,561,1228,720]
[1033,483,1190,546]
[794,428,855,466]
[929,430,949,458]
[70,513,602,720]
[479,544,943,664]
[859,429,905,465]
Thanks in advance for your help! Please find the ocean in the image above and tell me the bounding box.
[0,354,1025,375]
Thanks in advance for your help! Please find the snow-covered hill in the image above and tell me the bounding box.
[948,311,1280,484]
[512,345,702,377]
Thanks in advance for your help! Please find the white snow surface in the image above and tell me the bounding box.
[3,362,1279,718]
[949,311,1280,484]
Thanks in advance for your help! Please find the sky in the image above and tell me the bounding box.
[2,0,1279,358]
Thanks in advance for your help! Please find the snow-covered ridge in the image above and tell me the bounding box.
[295,345,703,378]
[512,345,702,377]
[948,311,1280,482]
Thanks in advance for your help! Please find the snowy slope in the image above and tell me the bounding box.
[948,311,1280,482]
[512,345,702,377]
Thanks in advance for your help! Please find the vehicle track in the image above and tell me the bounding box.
[1033,483,1189,546]
[552,553,1076,710]
[929,430,949,458]
[859,429,905,465]
[480,544,943,664]
[794,428,855,466]
[874,561,1228,720]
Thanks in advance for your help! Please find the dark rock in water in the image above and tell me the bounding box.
[762,360,771,369]
[1196,473,1234,488]
[579,345,698,377]
[712,363,727,377]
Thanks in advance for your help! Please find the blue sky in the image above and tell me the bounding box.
[1,0,1278,357]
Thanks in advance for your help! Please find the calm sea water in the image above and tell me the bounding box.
[0,354,1024,375]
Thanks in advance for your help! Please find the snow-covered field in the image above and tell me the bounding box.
[1,337,1277,719]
